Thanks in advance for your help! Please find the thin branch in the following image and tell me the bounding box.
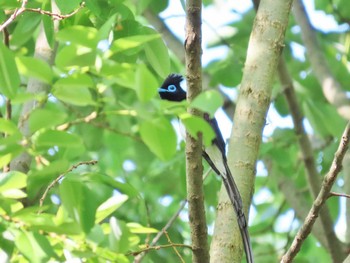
[26,2,85,20]
[38,160,98,212]
[0,1,85,32]
[134,200,187,263]
[164,231,186,262]
[281,122,350,262]
[57,111,141,142]
[0,0,28,32]
[329,191,350,199]
[128,243,192,257]
[278,56,343,258]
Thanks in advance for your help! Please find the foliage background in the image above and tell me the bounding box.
[0,0,349,262]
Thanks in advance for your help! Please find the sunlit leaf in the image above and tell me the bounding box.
[29,108,67,132]
[56,26,99,48]
[0,171,27,193]
[52,74,95,106]
[110,34,159,53]
[180,113,215,146]
[15,230,56,263]
[127,222,158,234]
[0,119,19,134]
[190,90,224,117]
[95,195,128,223]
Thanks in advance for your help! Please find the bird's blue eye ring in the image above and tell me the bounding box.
[168,85,176,92]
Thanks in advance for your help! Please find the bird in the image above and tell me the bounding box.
[158,73,254,263]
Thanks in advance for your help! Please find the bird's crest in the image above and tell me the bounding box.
[161,74,184,88]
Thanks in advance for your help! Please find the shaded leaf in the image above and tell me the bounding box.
[135,63,158,101]
[139,117,177,160]
[0,41,20,98]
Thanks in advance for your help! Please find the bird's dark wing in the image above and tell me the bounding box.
[202,113,254,263]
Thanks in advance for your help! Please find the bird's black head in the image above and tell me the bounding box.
[158,74,186,102]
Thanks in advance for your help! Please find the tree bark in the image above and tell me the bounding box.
[210,0,293,262]
[185,1,210,263]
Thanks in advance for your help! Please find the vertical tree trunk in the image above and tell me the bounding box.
[185,1,210,263]
[210,0,293,262]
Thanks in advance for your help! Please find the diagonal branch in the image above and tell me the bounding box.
[278,57,344,261]
[281,122,350,262]
[0,0,28,32]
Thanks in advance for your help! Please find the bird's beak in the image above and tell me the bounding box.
[158,88,167,93]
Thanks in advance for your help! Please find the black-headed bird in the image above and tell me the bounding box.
[158,73,254,263]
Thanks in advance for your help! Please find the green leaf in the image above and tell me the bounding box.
[97,14,117,40]
[100,62,136,88]
[0,119,19,134]
[52,74,95,106]
[190,90,224,117]
[0,41,20,98]
[11,91,47,105]
[60,173,113,233]
[180,113,215,146]
[110,34,160,54]
[0,171,27,193]
[139,117,177,160]
[11,12,41,47]
[95,195,128,223]
[29,108,67,132]
[206,57,242,87]
[2,189,27,199]
[55,45,96,68]
[42,0,55,48]
[109,217,131,253]
[144,29,170,78]
[135,63,158,102]
[0,135,23,169]
[127,222,158,234]
[34,130,83,148]
[55,0,81,13]
[303,100,345,137]
[56,26,99,48]
[15,230,56,263]
[15,56,53,84]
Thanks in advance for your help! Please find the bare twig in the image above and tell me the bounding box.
[164,230,186,263]
[0,1,85,32]
[26,2,85,20]
[128,243,192,257]
[0,0,28,32]
[329,191,350,199]
[278,56,343,258]
[134,200,187,263]
[281,122,350,262]
[38,160,98,212]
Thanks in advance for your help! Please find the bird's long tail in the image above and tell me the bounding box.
[222,161,254,263]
